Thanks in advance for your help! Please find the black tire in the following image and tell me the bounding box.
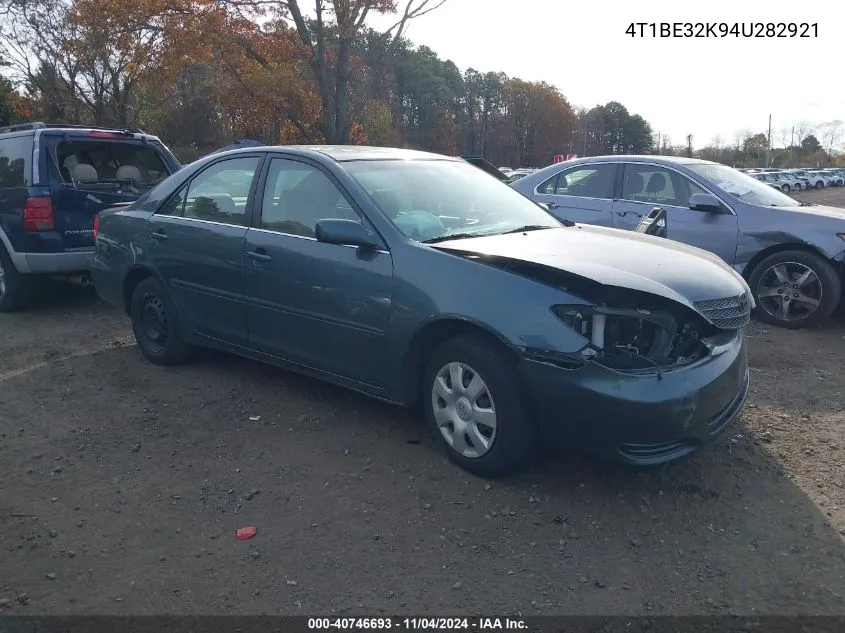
[748,249,841,329]
[781,184,790,193]
[422,334,537,477]
[815,181,824,189]
[0,244,34,313]
[129,276,193,365]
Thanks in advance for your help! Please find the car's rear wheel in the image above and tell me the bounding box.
[815,180,824,189]
[748,250,841,329]
[130,276,193,365]
[781,184,791,193]
[0,245,33,313]
[422,334,537,477]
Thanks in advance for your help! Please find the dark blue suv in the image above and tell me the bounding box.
[0,122,181,311]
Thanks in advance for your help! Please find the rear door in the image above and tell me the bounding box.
[145,154,264,346]
[530,162,617,226]
[44,133,180,249]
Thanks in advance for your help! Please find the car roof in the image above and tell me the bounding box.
[567,154,715,167]
[212,144,459,163]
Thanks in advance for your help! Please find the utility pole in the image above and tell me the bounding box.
[765,113,772,167]
[790,125,794,165]
[686,134,693,158]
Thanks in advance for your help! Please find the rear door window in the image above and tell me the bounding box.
[157,156,261,226]
[0,135,32,188]
[538,164,617,199]
[53,139,171,192]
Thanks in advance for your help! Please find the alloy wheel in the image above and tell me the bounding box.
[756,261,822,323]
[431,362,497,458]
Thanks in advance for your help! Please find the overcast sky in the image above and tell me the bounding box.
[370,0,845,150]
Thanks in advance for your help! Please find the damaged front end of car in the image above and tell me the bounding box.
[528,285,752,379]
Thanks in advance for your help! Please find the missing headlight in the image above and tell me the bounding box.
[552,302,714,373]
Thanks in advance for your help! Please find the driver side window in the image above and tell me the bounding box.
[260,158,359,238]
[622,164,711,208]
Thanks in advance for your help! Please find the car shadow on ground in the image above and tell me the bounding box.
[1,329,843,614]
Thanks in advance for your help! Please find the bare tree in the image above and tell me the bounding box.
[710,134,722,151]
[794,121,813,146]
[819,120,842,159]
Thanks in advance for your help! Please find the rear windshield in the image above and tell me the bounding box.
[53,139,171,193]
[0,134,32,188]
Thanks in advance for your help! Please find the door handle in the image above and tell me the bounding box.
[247,250,272,263]
[615,210,643,218]
[151,229,168,240]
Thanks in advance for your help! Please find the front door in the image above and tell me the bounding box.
[243,157,393,388]
[145,154,263,345]
[612,163,740,265]
[531,162,617,226]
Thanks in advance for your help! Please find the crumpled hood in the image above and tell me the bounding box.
[432,225,750,309]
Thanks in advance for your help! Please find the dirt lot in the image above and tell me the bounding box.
[1,188,845,616]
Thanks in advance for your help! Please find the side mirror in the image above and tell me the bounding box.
[537,202,560,211]
[315,219,380,249]
[689,192,724,213]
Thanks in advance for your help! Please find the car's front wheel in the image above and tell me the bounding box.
[748,250,841,329]
[130,276,193,365]
[423,334,537,477]
[781,184,791,193]
[816,180,825,189]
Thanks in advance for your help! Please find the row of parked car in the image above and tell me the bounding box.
[741,167,845,193]
[498,167,539,184]
[0,121,838,477]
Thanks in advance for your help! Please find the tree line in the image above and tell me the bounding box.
[657,123,844,168]
[0,0,655,166]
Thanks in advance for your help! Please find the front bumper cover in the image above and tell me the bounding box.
[519,330,749,465]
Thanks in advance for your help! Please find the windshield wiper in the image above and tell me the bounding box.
[500,224,561,234]
[799,201,814,206]
[421,232,487,244]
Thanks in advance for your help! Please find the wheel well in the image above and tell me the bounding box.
[740,243,834,281]
[400,319,517,408]
[123,268,154,314]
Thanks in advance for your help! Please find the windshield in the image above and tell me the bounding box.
[687,163,800,207]
[343,159,561,242]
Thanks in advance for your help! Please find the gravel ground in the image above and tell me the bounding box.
[1,187,844,616]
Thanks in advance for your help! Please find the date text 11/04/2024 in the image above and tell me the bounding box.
[626,22,818,38]
[307,618,527,630]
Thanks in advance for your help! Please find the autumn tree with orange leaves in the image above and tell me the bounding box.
[0,0,656,165]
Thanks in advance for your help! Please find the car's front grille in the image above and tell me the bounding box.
[693,293,751,329]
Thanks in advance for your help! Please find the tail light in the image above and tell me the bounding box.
[93,214,100,240]
[23,196,55,231]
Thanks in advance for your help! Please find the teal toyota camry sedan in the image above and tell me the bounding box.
[91,145,752,477]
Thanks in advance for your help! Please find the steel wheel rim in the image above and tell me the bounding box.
[0,258,6,298]
[141,292,169,351]
[756,261,822,322]
[431,362,497,458]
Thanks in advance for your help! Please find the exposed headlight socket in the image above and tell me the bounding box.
[591,313,606,348]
